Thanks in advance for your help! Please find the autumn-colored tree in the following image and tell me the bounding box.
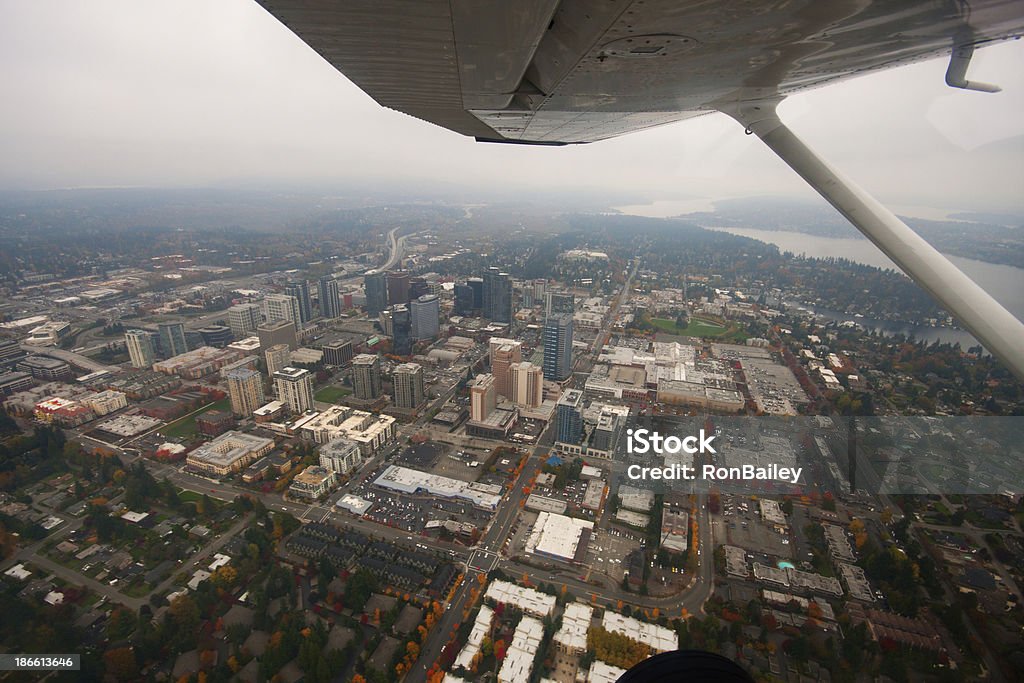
[103,647,137,681]
[352,675,367,683]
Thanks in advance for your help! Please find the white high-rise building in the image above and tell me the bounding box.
[392,362,424,409]
[264,343,292,378]
[274,366,314,414]
[509,361,543,408]
[264,294,301,325]
[225,368,265,417]
[227,303,262,338]
[124,329,156,369]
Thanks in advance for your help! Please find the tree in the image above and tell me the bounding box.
[103,647,137,681]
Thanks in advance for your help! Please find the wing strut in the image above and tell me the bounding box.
[717,99,1024,380]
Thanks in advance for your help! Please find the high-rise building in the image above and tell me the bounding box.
[509,361,543,408]
[257,319,298,351]
[468,277,484,310]
[483,267,512,323]
[546,291,575,317]
[125,329,156,369]
[533,279,547,303]
[489,337,521,398]
[409,276,430,301]
[322,339,353,367]
[285,280,313,324]
[556,389,584,445]
[391,303,412,356]
[227,303,262,339]
[591,406,627,455]
[225,367,265,417]
[543,313,574,381]
[454,282,475,316]
[274,366,314,414]
[319,438,362,475]
[469,374,496,422]
[386,270,411,305]
[158,322,188,358]
[198,324,233,348]
[264,343,292,378]
[364,271,388,315]
[264,293,301,325]
[392,362,424,409]
[319,276,342,319]
[351,354,382,400]
[410,294,440,340]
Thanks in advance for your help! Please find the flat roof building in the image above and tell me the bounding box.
[288,465,337,501]
[273,366,314,414]
[186,431,274,476]
[484,580,556,618]
[525,511,593,564]
[299,405,396,454]
[374,465,502,509]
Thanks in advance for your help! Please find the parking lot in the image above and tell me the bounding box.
[719,495,794,560]
[584,526,640,581]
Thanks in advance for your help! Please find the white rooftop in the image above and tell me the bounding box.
[601,611,678,653]
[484,580,556,618]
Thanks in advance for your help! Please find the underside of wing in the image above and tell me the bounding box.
[256,0,1024,144]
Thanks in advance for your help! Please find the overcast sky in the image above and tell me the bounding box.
[1,1,1022,214]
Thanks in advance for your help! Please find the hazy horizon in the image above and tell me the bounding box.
[1,0,1023,214]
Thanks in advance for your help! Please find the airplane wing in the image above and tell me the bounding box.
[255,0,1024,144]
[255,0,1024,378]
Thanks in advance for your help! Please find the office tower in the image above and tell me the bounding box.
[591,407,626,454]
[543,313,574,381]
[225,367,265,417]
[489,337,521,398]
[386,270,410,305]
[467,277,484,310]
[556,389,584,444]
[264,293,301,325]
[378,308,394,337]
[409,276,430,301]
[158,322,188,358]
[264,343,292,378]
[285,280,313,323]
[393,362,424,409]
[352,354,382,400]
[391,303,412,356]
[198,324,233,348]
[533,279,547,303]
[227,303,262,338]
[257,319,298,351]
[483,267,512,323]
[454,282,475,316]
[410,294,440,340]
[546,291,575,317]
[521,285,534,308]
[342,292,354,309]
[319,276,342,319]
[125,329,156,369]
[322,339,353,367]
[509,361,543,408]
[469,374,496,422]
[274,366,314,414]
[364,271,388,315]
